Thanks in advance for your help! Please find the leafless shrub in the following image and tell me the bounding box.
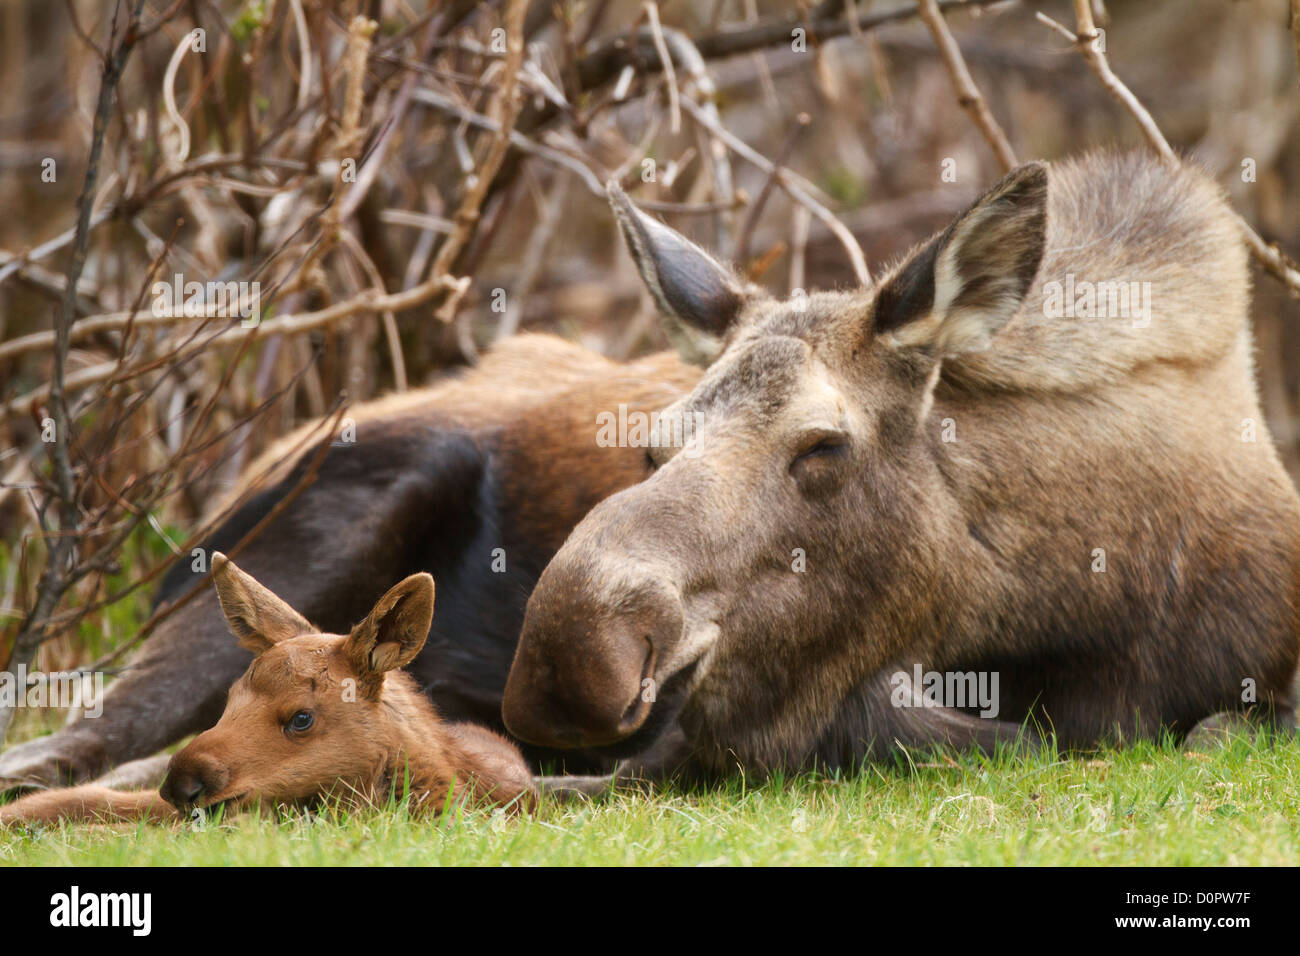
[1,0,1297,745]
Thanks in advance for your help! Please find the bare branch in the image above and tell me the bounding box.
[917,0,1017,172]
[679,97,871,286]
[644,3,681,134]
[1036,5,1300,298]
[429,0,530,326]
[0,0,151,748]
[2,276,466,420]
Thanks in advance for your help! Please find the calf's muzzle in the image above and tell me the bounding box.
[159,742,229,811]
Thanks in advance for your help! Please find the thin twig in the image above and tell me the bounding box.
[495,173,569,342]
[644,3,681,134]
[1,276,465,419]
[428,0,529,326]
[679,97,871,286]
[1037,5,1300,297]
[917,0,1016,172]
[161,28,198,164]
[340,230,408,392]
[737,111,810,266]
[1,0,151,748]
[1064,2,1175,162]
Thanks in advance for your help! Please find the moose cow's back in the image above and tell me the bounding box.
[0,336,701,787]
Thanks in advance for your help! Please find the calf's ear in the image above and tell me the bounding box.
[344,573,435,691]
[210,552,314,654]
[608,181,752,367]
[873,161,1048,356]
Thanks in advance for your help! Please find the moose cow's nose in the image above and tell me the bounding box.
[503,569,682,749]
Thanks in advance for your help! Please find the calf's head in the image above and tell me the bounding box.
[161,553,435,812]
[504,164,1049,764]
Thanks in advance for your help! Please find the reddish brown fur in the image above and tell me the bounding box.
[1,555,533,827]
[223,335,699,554]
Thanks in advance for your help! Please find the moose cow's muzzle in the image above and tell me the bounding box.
[503,560,684,749]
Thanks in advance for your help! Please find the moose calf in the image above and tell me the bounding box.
[0,554,534,826]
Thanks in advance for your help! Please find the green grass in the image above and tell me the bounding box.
[4,542,1296,866]
[4,734,1297,866]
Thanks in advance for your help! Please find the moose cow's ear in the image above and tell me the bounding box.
[873,161,1048,356]
[210,552,314,654]
[343,573,434,690]
[608,181,751,367]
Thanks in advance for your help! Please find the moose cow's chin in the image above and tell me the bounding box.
[503,642,698,756]
[502,637,655,750]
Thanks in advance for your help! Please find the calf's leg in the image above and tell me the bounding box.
[0,785,176,827]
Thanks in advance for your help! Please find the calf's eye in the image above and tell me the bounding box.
[287,710,315,733]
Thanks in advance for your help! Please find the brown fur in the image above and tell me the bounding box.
[5,152,1293,795]
[505,151,1300,775]
[0,334,699,790]
[1,556,534,826]
[0,786,173,827]
[220,334,697,541]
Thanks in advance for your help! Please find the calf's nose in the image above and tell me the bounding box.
[160,770,205,810]
[160,750,228,810]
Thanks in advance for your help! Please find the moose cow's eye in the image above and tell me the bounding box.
[794,439,844,463]
[789,431,849,496]
[790,432,848,468]
[287,710,315,733]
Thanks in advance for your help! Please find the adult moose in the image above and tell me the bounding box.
[503,151,1300,779]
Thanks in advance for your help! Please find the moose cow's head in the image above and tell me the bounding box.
[503,163,1049,768]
